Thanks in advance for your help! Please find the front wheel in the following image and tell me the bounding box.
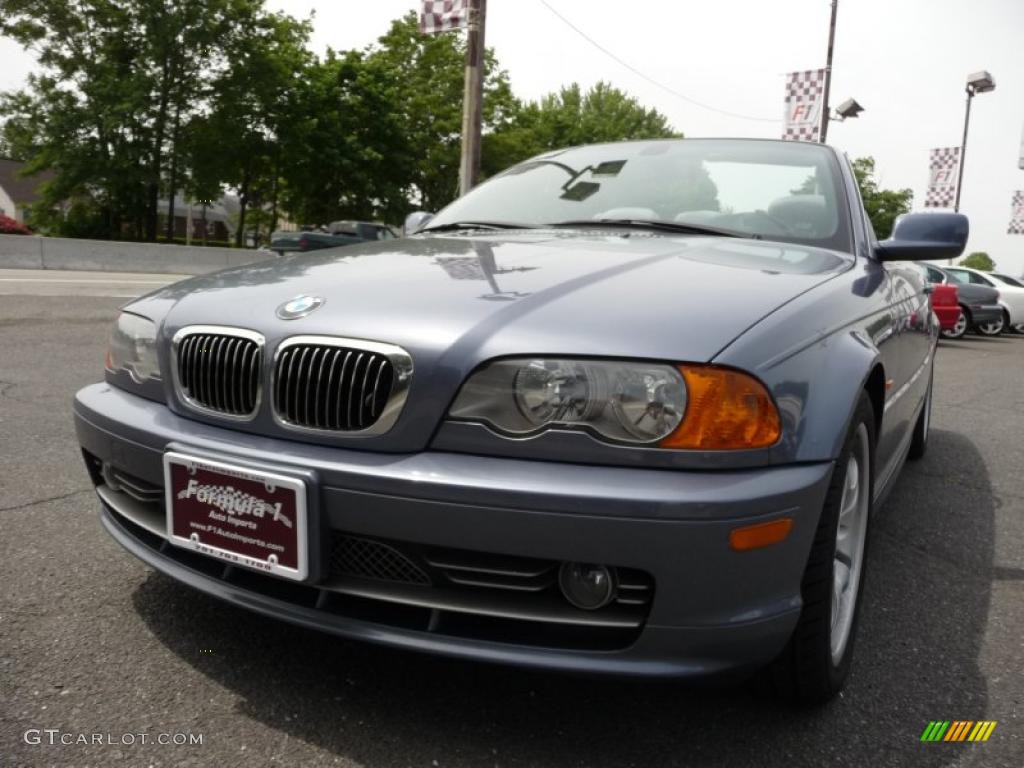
[768,393,874,704]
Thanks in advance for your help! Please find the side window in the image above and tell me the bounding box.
[926,267,944,284]
[969,272,993,286]
[946,269,968,285]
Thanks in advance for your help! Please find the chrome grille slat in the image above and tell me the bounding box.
[313,348,331,427]
[358,356,375,429]
[346,352,365,429]
[228,338,241,414]
[293,347,310,423]
[173,327,263,419]
[273,338,406,434]
[324,349,343,429]
[370,358,388,419]
[221,337,235,413]
[306,348,324,427]
[333,350,353,429]
[214,336,226,411]
[202,334,214,408]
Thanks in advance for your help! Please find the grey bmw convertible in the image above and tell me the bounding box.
[74,139,968,703]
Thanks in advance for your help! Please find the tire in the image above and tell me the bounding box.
[907,364,933,461]
[976,314,1004,336]
[940,307,969,339]
[768,392,875,705]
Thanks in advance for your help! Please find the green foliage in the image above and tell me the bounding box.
[0,5,682,238]
[485,82,678,178]
[959,252,994,271]
[361,12,520,214]
[851,157,913,239]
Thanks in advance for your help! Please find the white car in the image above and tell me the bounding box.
[944,266,1024,335]
[989,271,1024,333]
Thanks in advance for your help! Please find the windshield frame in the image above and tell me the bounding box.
[425,138,854,253]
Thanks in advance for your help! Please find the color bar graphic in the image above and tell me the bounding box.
[921,721,997,742]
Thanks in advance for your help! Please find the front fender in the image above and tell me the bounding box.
[715,318,886,463]
[758,330,882,462]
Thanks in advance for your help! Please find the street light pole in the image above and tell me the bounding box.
[954,87,973,212]
[819,0,839,143]
[952,71,996,213]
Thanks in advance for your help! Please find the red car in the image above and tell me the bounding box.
[930,282,960,332]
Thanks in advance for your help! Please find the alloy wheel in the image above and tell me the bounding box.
[831,423,870,665]
[978,319,1004,336]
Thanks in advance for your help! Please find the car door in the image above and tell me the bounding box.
[882,262,930,443]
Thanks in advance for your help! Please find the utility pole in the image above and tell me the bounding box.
[819,0,838,143]
[458,0,486,197]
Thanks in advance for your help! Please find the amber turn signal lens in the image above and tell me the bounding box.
[659,365,781,450]
[729,518,794,552]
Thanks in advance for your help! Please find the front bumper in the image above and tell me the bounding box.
[74,383,834,679]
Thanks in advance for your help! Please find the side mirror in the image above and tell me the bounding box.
[875,212,969,262]
[403,211,435,236]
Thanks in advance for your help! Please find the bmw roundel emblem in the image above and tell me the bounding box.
[276,294,324,320]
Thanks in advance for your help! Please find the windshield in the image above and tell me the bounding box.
[427,139,852,252]
[992,273,1024,288]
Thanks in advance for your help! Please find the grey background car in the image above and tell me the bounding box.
[920,262,1004,337]
[74,139,967,704]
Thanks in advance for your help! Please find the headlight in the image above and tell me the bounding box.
[449,358,781,449]
[105,312,160,383]
[449,358,687,444]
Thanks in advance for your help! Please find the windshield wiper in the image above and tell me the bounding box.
[548,219,748,239]
[420,220,537,233]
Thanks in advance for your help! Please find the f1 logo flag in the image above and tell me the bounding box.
[420,0,469,34]
[782,70,825,143]
[1008,191,1024,235]
[924,148,961,209]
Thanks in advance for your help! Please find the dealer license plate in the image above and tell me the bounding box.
[163,451,308,581]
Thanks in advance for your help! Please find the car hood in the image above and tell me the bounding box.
[139,230,849,364]
[133,230,850,451]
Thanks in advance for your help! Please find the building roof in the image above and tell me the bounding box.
[0,158,55,206]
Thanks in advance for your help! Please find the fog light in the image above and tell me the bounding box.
[559,562,616,610]
[101,462,121,491]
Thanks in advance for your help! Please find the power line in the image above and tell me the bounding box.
[537,0,777,123]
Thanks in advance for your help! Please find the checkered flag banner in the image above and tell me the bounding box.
[924,147,961,209]
[434,257,485,280]
[1008,191,1024,235]
[782,69,825,142]
[420,0,469,34]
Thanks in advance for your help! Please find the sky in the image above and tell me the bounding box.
[2,0,1023,274]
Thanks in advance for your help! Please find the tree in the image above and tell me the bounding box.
[850,157,912,239]
[485,82,679,176]
[364,12,519,214]
[959,252,995,271]
[0,0,309,240]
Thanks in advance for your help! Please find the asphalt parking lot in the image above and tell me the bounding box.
[1,277,1022,767]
